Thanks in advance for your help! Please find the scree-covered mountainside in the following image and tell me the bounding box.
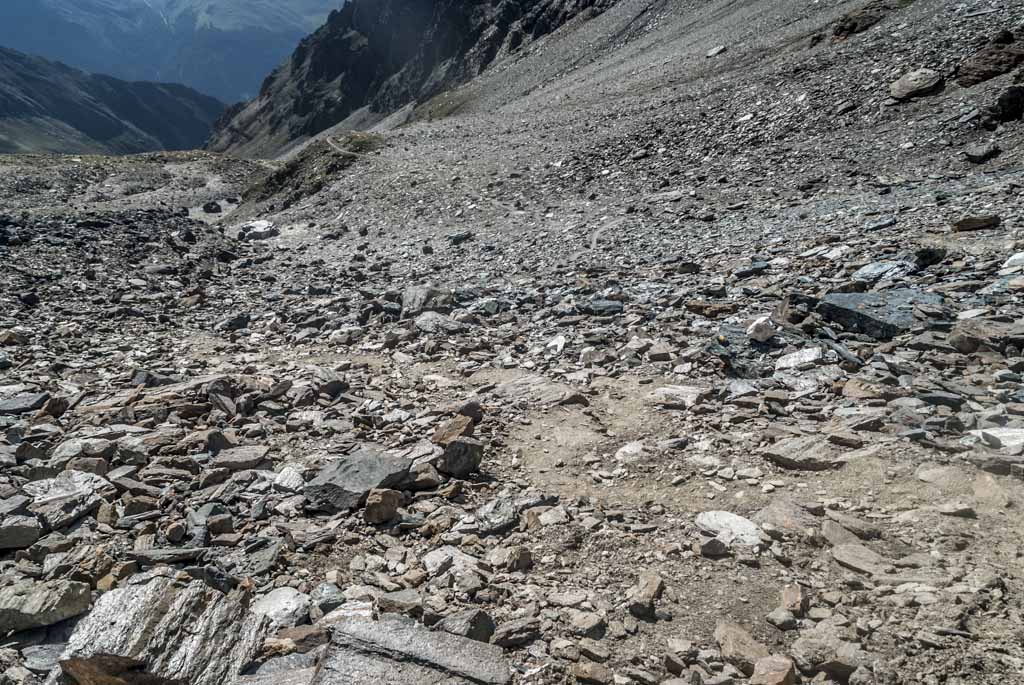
[0,46,225,154]
[207,0,616,157]
[2,0,1024,684]
[0,0,340,103]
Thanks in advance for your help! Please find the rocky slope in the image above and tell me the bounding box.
[0,0,340,103]
[207,0,615,157]
[3,1,1024,685]
[0,47,225,154]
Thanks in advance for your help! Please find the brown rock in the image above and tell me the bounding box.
[364,488,401,524]
[714,620,769,676]
[750,655,797,685]
[431,414,474,445]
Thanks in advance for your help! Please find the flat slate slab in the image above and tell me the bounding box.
[817,289,943,340]
[312,614,511,685]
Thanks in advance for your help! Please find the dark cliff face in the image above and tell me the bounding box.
[207,0,612,157]
[0,47,225,155]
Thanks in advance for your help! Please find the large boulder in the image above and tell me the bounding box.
[57,572,268,685]
[304,446,411,512]
[0,579,91,634]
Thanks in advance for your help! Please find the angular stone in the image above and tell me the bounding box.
[431,414,474,445]
[695,511,763,546]
[750,655,797,685]
[831,543,887,575]
[763,436,841,471]
[436,609,496,643]
[414,311,466,334]
[0,579,91,633]
[437,437,484,478]
[817,289,943,340]
[714,620,769,676]
[304,446,411,512]
[212,445,270,471]
[646,385,713,409]
[312,614,510,684]
[58,573,268,685]
[252,587,311,629]
[364,488,401,524]
[491,617,541,647]
[890,68,943,99]
[0,392,50,415]
[401,284,453,317]
[953,214,1001,232]
[627,571,664,620]
[0,514,43,549]
[25,470,110,530]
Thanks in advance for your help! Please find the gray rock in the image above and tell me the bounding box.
[58,573,268,685]
[0,514,43,549]
[762,437,841,471]
[401,284,453,317]
[436,609,496,643]
[817,289,943,340]
[695,511,763,546]
[311,614,510,684]
[414,311,467,334]
[212,445,270,471]
[471,492,555,535]
[0,579,91,633]
[714,620,769,676]
[491,617,541,647]
[310,583,346,621]
[437,437,484,477]
[964,141,1000,163]
[24,470,110,530]
[889,68,943,99]
[252,587,311,629]
[0,392,49,415]
[831,543,887,575]
[304,446,411,512]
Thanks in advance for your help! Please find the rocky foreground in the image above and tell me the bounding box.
[3,1,1024,685]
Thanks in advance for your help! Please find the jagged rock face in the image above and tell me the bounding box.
[56,572,268,685]
[207,0,613,157]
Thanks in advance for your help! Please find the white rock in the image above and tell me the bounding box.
[251,587,310,629]
[775,347,823,371]
[695,511,763,546]
[273,466,305,493]
[1003,253,1024,269]
[746,316,777,343]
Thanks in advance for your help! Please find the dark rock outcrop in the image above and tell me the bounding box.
[207,0,614,157]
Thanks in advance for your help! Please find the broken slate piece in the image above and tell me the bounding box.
[304,446,411,512]
[817,289,943,339]
[58,572,268,685]
[311,614,510,684]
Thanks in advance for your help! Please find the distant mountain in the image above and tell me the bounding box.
[0,0,341,103]
[0,46,225,155]
[208,0,614,158]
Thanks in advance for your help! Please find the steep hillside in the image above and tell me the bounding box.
[0,0,340,102]
[207,0,614,157]
[0,47,225,154]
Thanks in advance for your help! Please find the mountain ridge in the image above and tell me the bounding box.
[0,0,340,102]
[0,45,225,155]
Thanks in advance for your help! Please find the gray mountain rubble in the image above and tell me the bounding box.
[2,1,1024,685]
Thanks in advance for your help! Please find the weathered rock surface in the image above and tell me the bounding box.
[57,573,268,685]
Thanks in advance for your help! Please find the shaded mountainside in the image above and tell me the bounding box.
[0,47,225,155]
[207,0,614,158]
[0,0,340,103]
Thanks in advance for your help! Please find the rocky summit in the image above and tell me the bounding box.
[2,1,1024,685]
